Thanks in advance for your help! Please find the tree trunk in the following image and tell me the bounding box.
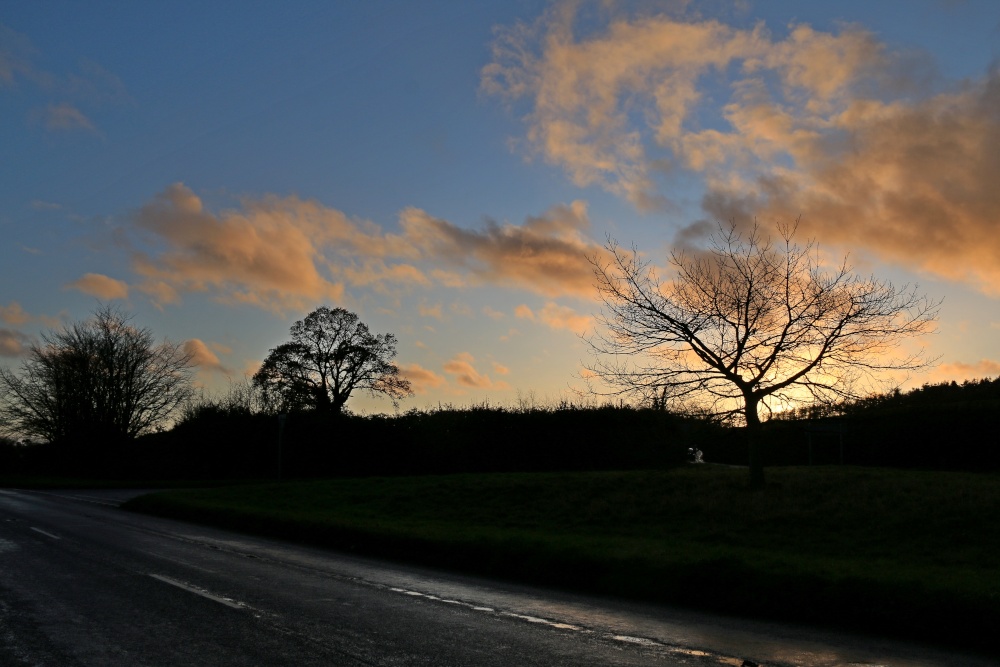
[745,397,765,490]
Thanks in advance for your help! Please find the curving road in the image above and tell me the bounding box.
[0,489,990,667]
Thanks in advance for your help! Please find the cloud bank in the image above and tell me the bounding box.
[66,273,129,300]
[128,184,604,311]
[484,3,1000,294]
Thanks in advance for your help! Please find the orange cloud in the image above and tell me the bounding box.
[336,261,430,292]
[538,302,592,335]
[184,338,230,374]
[930,359,1000,383]
[443,352,511,390]
[137,280,180,306]
[0,302,30,325]
[398,201,604,297]
[127,184,603,310]
[486,5,1000,295]
[419,303,444,319]
[398,363,447,394]
[515,302,592,334]
[0,328,30,357]
[66,273,129,299]
[132,184,346,311]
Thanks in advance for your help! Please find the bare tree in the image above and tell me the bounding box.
[252,307,412,414]
[587,220,940,487]
[0,306,194,448]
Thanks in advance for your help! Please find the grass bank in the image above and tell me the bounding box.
[0,476,246,490]
[125,466,1000,651]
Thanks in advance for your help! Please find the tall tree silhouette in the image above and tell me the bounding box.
[253,307,411,414]
[0,305,194,450]
[587,220,939,487]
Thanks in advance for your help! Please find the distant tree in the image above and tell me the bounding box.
[587,220,940,487]
[252,307,411,414]
[0,305,195,450]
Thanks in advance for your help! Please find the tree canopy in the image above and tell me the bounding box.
[252,307,411,414]
[0,305,194,447]
[587,221,940,485]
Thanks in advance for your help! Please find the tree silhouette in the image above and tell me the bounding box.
[0,305,194,450]
[587,220,940,487]
[253,307,411,414]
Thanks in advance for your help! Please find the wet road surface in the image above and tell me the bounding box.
[0,488,992,666]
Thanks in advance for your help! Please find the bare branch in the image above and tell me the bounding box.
[585,220,941,427]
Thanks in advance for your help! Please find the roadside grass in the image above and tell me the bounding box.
[124,465,1000,650]
[0,476,246,490]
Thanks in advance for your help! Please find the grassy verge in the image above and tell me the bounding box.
[124,466,1000,651]
[0,476,250,490]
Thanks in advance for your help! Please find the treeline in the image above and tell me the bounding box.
[775,376,1000,420]
[4,377,997,481]
[1,404,710,480]
[721,377,1000,471]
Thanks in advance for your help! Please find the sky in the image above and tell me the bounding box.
[2,0,999,414]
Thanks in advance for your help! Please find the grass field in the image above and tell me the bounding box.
[125,465,999,650]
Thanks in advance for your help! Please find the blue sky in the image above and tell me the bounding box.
[2,0,999,413]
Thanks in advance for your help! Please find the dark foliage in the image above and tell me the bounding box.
[9,401,647,480]
[0,306,194,474]
[589,221,940,488]
[80,404,702,480]
[7,376,998,481]
[706,377,1000,470]
[252,307,411,414]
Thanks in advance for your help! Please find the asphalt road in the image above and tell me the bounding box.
[0,489,991,667]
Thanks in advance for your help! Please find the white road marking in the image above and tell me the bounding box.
[500,612,581,631]
[59,494,121,507]
[611,634,662,646]
[149,574,245,610]
[30,527,60,540]
[380,584,752,663]
[27,490,121,507]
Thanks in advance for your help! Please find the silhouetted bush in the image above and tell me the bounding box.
[121,404,705,480]
[7,376,998,480]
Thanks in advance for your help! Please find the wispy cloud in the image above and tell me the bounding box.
[418,302,444,319]
[131,184,346,312]
[0,328,31,357]
[485,3,1000,295]
[443,352,511,390]
[1,23,131,133]
[398,200,603,297]
[37,103,96,133]
[66,273,129,300]
[184,338,231,375]
[931,359,1000,381]
[124,183,604,311]
[515,301,592,335]
[0,301,30,326]
[398,362,447,394]
[0,23,38,88]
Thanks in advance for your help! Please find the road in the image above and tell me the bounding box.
[0,489,991,667]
